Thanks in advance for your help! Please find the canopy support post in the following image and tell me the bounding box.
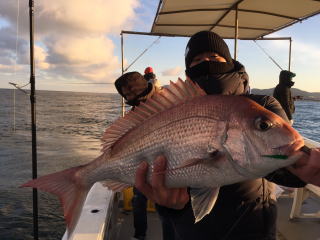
[288,38,292,71]
[234,4,239,60]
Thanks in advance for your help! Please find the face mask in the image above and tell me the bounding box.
[186,61,242,95]
[185,60,234,79]
[191,75,245,95]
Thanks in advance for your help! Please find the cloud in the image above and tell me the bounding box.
[0,0,139,36]
[35,45,50,70]
[0,0,140,84]
[162,66,182,76]
[291,42,320,64]
[270,38,320,65]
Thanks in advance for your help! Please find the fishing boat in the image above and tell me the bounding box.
[20,1,320,240]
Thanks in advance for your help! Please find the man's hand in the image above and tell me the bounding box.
[288,148,320,186]
[135,155,189,209]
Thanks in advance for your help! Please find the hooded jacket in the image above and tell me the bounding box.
[155,61,304,240]
[273,72,295,120]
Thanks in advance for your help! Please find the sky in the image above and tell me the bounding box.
[0,0,319,93]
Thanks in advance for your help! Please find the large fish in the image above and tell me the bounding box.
[22,79,304,238]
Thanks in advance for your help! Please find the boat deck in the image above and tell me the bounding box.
[115,210,162,240]
[112,195,320,240]
[277,195,320,240]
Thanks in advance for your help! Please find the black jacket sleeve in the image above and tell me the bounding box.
[246,94,306,187]
[273,85,294,120]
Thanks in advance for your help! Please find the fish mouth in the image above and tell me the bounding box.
[272,138,305,156]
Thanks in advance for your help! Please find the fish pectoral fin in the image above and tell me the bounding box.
[101,180,132,192]
[190,187,220,223]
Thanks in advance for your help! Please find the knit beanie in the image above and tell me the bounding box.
[185,31,233,68]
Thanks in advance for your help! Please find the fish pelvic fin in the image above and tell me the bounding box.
[101,78,206,153]
[20,165,90,239]
[190,187,220,223]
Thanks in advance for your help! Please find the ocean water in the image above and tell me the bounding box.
[0,89,123,240]
[0,89,319,240]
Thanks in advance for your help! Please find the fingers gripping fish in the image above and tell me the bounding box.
[21,78,304,238]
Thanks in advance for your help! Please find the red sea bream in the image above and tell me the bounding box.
[22,79,304,238]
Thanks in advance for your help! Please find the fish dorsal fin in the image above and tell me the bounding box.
[101,79,206,151]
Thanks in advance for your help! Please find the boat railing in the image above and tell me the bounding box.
[62,182,119,240]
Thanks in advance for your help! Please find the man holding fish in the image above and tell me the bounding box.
[135,31,319,240]
[22,31,320,240]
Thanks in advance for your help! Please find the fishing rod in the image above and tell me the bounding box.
[253,40,283,71]
[123,36,161,73]
[28,0,39,239]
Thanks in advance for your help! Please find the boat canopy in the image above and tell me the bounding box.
[150,0,320,39]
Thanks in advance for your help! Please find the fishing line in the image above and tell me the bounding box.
[254,40,283,71]
[124,36,161,73]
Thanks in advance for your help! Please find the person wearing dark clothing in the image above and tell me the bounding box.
[273,70,296,122]
[144,66,160,88]
[144,66,156,82]
[115,72,175,240]
[115,72,159,240]
[132,187,148,240]
[135,31,306,240]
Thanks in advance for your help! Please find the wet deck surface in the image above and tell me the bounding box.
[113,196,320,240]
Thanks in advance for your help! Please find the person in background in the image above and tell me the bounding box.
[135,31,311,240]
[115,71,159,240]
[114,72,175,240]
[144,66,161,88]
[273,70,296,124]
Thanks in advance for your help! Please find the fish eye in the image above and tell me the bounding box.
[254,117,273,131]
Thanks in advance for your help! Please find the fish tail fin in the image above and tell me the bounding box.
[21,164,90,238]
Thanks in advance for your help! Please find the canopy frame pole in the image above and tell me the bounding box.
[28,0,39,239]
[289,38,292,71]
[121,33,125,117]
[234,4,239,60]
